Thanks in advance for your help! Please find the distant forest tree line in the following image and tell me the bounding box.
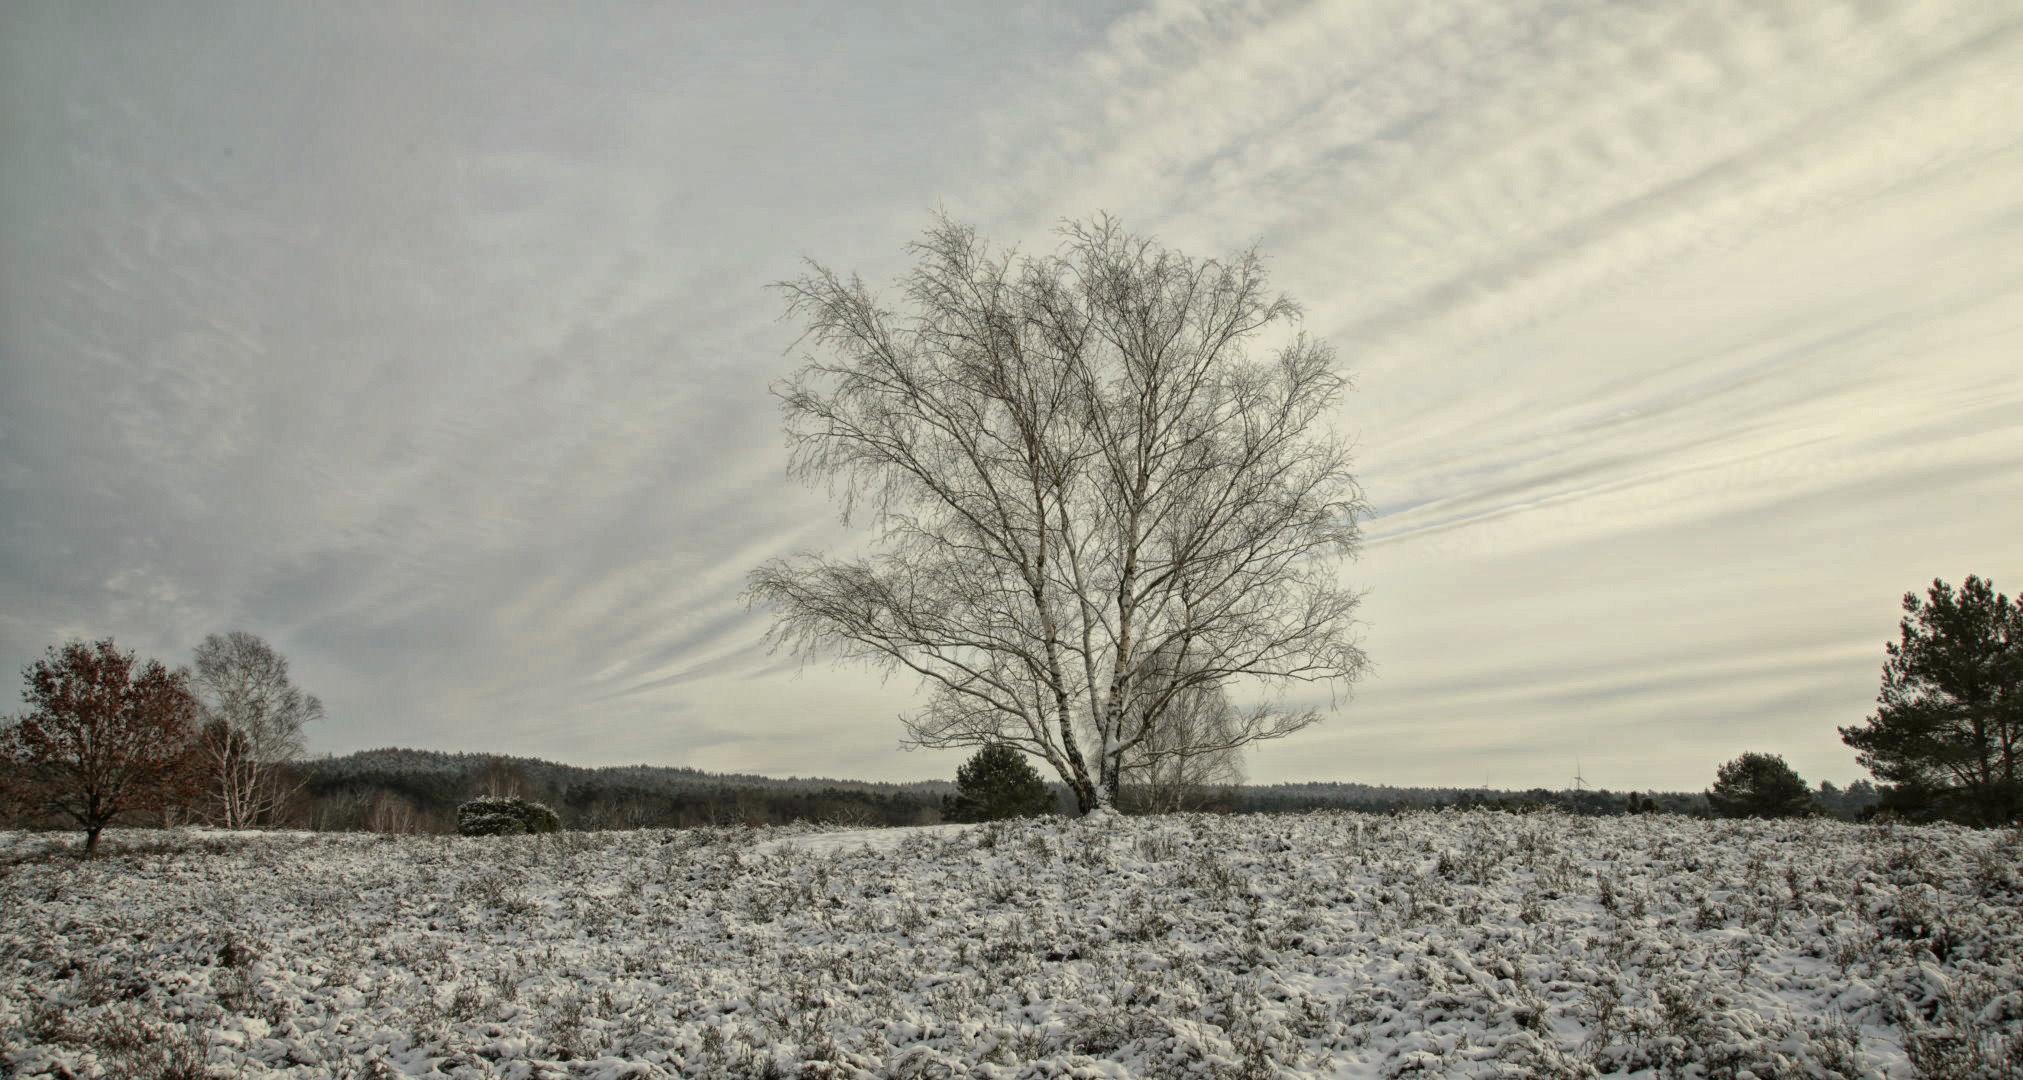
[3,740,1884,835]
[298,757,1891,829]
[290,748,957,832]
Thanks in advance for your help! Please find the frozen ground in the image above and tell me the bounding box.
[750,822,975,859]
[2,811,2019,1078]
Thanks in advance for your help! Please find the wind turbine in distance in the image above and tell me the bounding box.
[1572,757,1588,793]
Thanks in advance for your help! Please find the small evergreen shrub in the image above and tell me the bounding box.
[1706,753,1816,819]
[458,800,527,836]
[457,796,562,836]
[517,799,562,833]
[943,744,1058,823]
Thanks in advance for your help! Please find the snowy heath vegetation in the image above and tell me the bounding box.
[2,811,2019,1078]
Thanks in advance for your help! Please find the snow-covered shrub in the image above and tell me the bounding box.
[516,799,562,833]
[456,795,561,836]
[457,801,527,836]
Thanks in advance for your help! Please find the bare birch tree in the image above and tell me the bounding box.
[190,632,322,828]
[748,214,1367,813]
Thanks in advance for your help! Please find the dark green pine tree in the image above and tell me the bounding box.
[1840,575,2022,826]
[943,744,1058,823]
[1706,752,1816,819]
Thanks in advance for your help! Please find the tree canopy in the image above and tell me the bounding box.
[749,214,1367,813]
[1841,575,2021,825]
[190,631,323,828]
[1,638,200,856]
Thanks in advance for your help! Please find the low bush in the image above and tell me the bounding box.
[456,796,562,836]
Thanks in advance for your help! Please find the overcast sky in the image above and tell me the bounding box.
[3,0,2017,792]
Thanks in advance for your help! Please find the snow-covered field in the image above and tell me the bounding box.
[2,811,2018,1079]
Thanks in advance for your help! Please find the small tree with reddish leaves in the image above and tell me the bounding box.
[1,638,201,857]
